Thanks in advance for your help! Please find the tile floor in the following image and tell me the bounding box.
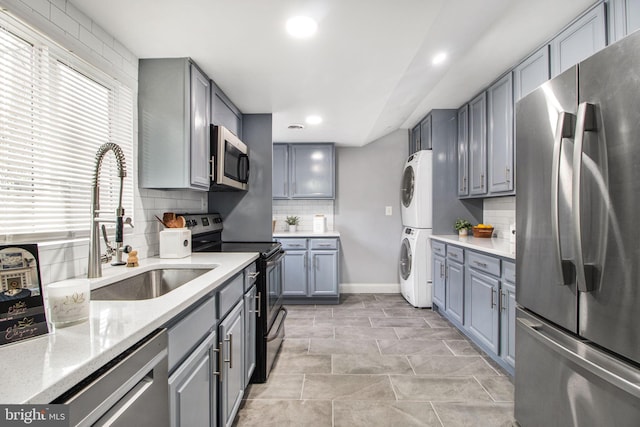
[234,293,516,427]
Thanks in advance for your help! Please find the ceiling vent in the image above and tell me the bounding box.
[288,123,305,130]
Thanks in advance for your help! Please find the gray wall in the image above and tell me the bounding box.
[209,114,273,241]
[335,130,407,284]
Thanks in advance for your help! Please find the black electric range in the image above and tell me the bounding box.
[181,213,286,383]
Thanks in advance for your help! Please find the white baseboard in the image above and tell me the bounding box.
[340,283,400,294]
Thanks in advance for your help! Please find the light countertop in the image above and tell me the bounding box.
[273,231,341,238]
[0,252,258,404]
[430,234,516,260]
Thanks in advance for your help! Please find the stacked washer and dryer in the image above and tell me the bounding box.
[399,150,433,308]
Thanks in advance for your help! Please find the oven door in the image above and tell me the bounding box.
[265,250,284,330]
[212,125,249,191]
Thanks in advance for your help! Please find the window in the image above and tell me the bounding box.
[0,17,134,242]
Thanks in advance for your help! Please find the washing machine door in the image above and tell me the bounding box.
[401,165,414,208]
[400,238,412,280]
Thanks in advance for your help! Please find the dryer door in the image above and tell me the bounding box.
[401,165,415,208]
[400,238,412,280]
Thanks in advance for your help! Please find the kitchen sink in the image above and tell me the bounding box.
[91,268,212,300]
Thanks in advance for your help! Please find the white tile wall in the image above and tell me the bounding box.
[1,0,208,284]
[483,196,516,240]
[272,200,335,232]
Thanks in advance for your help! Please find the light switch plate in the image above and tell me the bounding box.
[385,206,392,216]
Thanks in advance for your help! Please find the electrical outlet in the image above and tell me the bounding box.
[201,197,207,212]
[385,206,392,216]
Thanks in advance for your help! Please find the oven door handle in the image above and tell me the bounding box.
[266,307,288,342]
[266,251,285,267]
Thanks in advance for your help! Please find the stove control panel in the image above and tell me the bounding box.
[180,213,223,235]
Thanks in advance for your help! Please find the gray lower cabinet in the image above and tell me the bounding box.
[513,45,550,102]
[280,238,340,302]
[432,254,446,308]
[445,259,464,326]
[500,261,516,369]
[551,2,606,78]
[468,93,487,196]
[169,331,217,427]
[609,0,640,43]
[138,58,211,191]
[219,300,244,427]
[466,267,500,354]
[487,73,514,195]
[243,284,257,388]
[457,105,469,197]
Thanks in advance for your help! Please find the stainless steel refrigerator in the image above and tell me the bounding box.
[515,30,640,426]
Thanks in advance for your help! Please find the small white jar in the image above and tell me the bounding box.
[46,279,90,327]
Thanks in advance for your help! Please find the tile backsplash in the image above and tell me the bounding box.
[483,196,516,240]
[272,200,335,232]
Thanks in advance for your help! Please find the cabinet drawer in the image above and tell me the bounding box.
[168,295,217,372]
[310,238,338,250]
[244,262,257,292]
[503,261,516,284]
[432,241,446,256]
[218,273,244,317]
[447,245,464,262]
[467,250,501,277]
[280,239,308,250]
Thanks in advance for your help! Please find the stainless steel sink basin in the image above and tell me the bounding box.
[91,268,211,300]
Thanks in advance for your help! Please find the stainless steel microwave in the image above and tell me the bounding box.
[210,125,249,191]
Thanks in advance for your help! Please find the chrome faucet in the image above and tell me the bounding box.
[88,143,133,278]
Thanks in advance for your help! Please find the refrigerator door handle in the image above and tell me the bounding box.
[518,317,640,399]
[551,111,576,286]
[572,102,597,293]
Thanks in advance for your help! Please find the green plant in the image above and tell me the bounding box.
[454,218,472,232]
[285,216,300,226]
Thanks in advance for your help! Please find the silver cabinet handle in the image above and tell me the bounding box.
[473,260,488,268]
[224,334,233,368]
[317,244,332,247]
[255,292,261,318]
[449,252,458,259]
[248,271,260,279]
[213,347,221,377]
[290,244,303,247]
[490,288,497,309]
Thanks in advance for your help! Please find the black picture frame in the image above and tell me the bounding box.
[0,244,49,345]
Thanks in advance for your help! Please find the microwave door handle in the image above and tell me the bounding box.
[239,154,250,184]
[551,111,575,286]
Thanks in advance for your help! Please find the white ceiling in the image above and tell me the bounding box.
[70,0,594,146]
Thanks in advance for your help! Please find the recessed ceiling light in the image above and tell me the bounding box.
[305,115,322,125]
[432,52,447,65]
[288,123,305,130]
[286,16,317,38]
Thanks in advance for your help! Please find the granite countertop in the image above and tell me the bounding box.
[0,252,258,404]
[430,234,516,260]
[273,230,341,238]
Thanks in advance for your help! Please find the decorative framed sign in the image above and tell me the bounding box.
[0,244,49,345]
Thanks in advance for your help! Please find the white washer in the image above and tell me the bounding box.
[399,227,432,308]
[400,150,433,229]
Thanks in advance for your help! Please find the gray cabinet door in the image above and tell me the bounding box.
[243,285,257,388]
[290,144,335,199]
[514,45,550,102]
[310,250,339,296]
[282,250,308,296]
[457,105,469,197]
[609,0,640,43]
[551,3,606,77]
[487,73,514,194]
[169,330,216,427]
[211,81,242,138]
[219,301,244,427]
[410,124,421,154]
[190,65,211,189]
[469,93,487,196]
[446,260,464,325]
[432,254,446,308]
[466,268,499,354]
[272,144,289,199]
[420,115,432,150]
[500,281,516,368]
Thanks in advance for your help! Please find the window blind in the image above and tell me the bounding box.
[0,17,134,241]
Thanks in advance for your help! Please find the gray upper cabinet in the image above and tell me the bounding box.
[139,58,211,191]
[468,93,487,196]
[487,73,514,194]
[609,0,640,43]
[551,2,606,77]
[457,105,469,197]
[514,45,550,102]
[410,124,421,155]
[211,81,242,138]
[420,115,432,150]
[272,144,288,199]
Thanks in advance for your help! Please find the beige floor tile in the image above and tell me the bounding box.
[444,340,482,356]
[395,326,464,340]
[332,307,386,317]
[432,402,516,427]
[280,338,310,354]
[390,375,493,402]
[409,355,499,376]
[314,317,372,327]
[383,307,442,319]
[309,338,380,355]
[332,354,413,375]
[244,374,304,400]
[234,400,332,427]
[271,353,331,374]
[302,374,396,400]
[476,376,515,402]
[333,400,442,427]
[334,326,398,340]
[286,325,334,339]
[370,317,430,328]
[378,339,454,356]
